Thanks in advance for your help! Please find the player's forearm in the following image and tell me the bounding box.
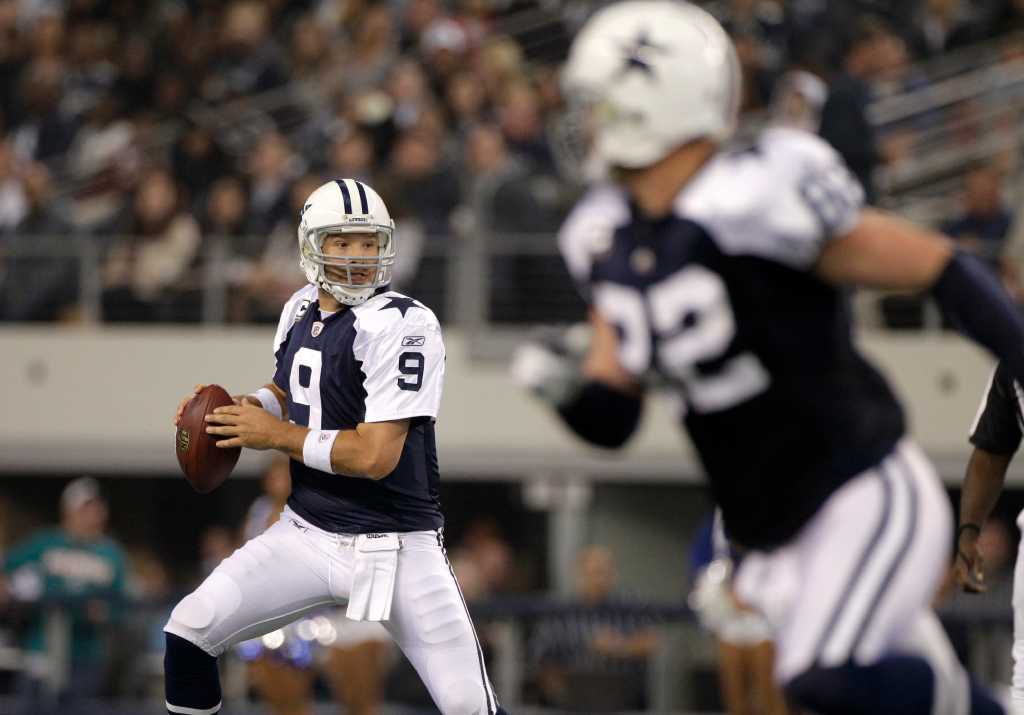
[273,424,395,480]
[328,426,395,479]
[960,448,1012,528]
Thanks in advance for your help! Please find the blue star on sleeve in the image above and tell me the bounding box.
[379,296,421,317]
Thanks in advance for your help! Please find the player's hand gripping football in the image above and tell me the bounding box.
[172,384,260,427]
[955,526,986,593]
[204,403,295,451]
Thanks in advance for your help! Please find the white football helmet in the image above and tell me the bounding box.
[297,179,396,306]
[562,1,741,170]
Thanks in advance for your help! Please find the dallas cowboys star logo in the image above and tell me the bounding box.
[379,296,421,317]
[619,30,668,79]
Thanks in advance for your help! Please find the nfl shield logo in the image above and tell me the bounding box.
[311,321,324,337]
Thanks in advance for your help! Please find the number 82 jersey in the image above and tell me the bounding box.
[560,128,905,548]
[271,285,445,534]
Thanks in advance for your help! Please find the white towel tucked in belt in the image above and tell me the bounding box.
[346,532,400,621]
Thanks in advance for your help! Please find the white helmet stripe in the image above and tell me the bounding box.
[334,179,353,214]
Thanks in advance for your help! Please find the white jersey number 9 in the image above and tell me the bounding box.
[594,267,770,413]
[290,347,323,429]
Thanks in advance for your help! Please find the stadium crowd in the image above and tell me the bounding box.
[1,0,1024,323]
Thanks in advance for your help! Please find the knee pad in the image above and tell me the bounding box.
[164,572,243,655]
[433,678,488,715]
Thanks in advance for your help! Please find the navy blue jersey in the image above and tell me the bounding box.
[270,285,445,533]
[559,127,905,548]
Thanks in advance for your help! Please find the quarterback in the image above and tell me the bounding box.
[165,179,504,715]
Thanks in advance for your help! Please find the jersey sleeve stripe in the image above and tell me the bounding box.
[968,367,997,437]
[334,179,353,214]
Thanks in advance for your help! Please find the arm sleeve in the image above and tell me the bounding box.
[357,317,445,423]
[969,362,1023,455]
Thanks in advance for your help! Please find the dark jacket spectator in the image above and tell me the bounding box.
[819,18,906,204]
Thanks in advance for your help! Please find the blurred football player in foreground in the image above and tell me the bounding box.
[517,1,1024,712]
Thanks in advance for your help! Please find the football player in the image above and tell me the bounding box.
[956,362,1024,714]
[165,179,505,715]
[517,2,1024,713]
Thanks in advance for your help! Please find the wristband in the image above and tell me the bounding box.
[251,387,283,420]
[956,523,981,541]
[302,430,338,474]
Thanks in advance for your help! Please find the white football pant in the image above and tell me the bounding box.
[735,440,970,715]
[164,506,500,715]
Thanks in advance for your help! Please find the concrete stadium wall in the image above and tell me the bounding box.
[0,326,1004,483]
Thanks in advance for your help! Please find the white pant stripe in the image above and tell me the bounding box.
[166,700,221,715]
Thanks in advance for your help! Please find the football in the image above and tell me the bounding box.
[175,384,241,493]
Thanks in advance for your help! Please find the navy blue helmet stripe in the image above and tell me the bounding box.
[334,179,352,214]
[354,181,369,214]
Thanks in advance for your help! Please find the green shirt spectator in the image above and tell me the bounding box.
[4,477,126,666]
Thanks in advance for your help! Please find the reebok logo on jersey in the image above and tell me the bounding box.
[318,432,333,443]
[402,336,425,347]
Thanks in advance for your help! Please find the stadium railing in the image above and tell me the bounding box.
[0,592,1010,714]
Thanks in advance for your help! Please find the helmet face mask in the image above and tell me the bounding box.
[297,180,396,306]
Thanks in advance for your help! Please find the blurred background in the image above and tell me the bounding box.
[3,0,1024,712]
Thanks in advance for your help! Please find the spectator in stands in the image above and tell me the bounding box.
[387,59,435,132]
[3,477,127,714]
[718,0,791,111]
[908,0,983,58]
[328,129,375,183]
[0,162,80,321]
[497,79,555,172]
[464,122,557,234]
[247,131,300,237]
[819,16,905,204]
[420,17,470,95]
[445,70,489,136]
[203,1,287,105]
[101,168,202,322]
[344,4,400,93]
[8,57,77,162]
[235,172,318,322]
[943,164,1015,271]
[529,546,659,712]
[288,14,331,84]
[379,128,460,238]
[171,123,229,214]
[768,68,828,133]
[113,37,155,120]
[65,91,138,236]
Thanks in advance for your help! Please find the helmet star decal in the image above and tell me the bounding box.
[619,30,668,79]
